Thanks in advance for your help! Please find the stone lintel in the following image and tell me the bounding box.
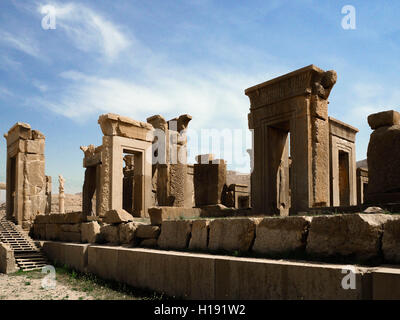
[4,122,32,146]
[357,167,368,178]
[98,113,154,142]
[329,116,359,143]
[245,64,325,110]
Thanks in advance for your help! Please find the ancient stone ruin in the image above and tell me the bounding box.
[1,64,400,300]
[3,123,51,229]
[81,113,154,218]
[246,65,358,215]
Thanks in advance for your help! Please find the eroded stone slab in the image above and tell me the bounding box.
[81,221,101,243]
[158,220,192,250]
[119,222,142,244]
[208,218,260,252]
[100,224,119,244]
[382,219,400,263]
[306,214,399,261]
[253,216,312,255]
[189,220,210,251]
[135,225,160,239]
[104,209,134,224]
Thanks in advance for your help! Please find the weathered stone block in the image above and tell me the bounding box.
[194,161,226,206]
[189,219,210,250]
[25,139,45,154]
[135,225,160,239]
[45,224,61,240]
[382,219,400,263]
[81,221,101,243]
[32,223,46,240]
[208,218,260,252]
[215,256,370,300]
[59,231,81,243]
[158,220,192,250]
[253,216,311,255]
[100,224,120,244]
[60,224,81,233]
[104,209,134,224]
[148,207,202,225]
[48,214,66,224]
[139,239,158,248]
[119,222,142,244]
[0,243,18,274]
[368,110,400,130]
[372,267,400,300]
[64,243,89,273]
[34,215,50,224]
[64,212,84,224]
[306,214,399,261]
[5,122,31,146]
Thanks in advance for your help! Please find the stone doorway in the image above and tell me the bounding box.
[265,121,291,216]
[338,150,350,206]
[8,156,16,220]
[122,151,143,217]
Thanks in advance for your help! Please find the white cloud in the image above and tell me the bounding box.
[32,79,48,92]
[37,2,130,60]
[0,30,40,58]
[42,66,264,131]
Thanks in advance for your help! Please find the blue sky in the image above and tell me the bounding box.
[0,0,399,195]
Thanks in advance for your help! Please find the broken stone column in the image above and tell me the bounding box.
[4,123,51,229]
[81,144,101,217]
[194,155,227,206]
[147,114,192,207]
[58,175,65,213]
[365,110,400,204]
[246,65,336,214]
[58,175,65,214]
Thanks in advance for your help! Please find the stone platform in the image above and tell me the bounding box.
[40,241,400,299]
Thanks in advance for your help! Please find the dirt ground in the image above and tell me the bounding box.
[0,268,160,300]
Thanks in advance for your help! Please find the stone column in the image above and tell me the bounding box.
[365,110,400,204]
[58,175,65,214]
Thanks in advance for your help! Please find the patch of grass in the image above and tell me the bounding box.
[24,281,31,286]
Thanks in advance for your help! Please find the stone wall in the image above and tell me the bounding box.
[40,241,400,299]
[32,212,400,265]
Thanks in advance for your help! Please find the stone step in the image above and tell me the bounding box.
[0,217,48,271]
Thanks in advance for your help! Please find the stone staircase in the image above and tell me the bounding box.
[0,217,48,271]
